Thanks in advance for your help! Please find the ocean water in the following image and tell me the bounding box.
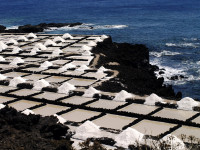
[0,0,200,99]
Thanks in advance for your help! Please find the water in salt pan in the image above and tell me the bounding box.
[161,134,185,150]
[0,104,5,109]
[10,57,24,65]
[27,33,37,39]
[12,47,22,54]
[35,43,47,50]
[144,93,163,106]
[115,127,144,148]
[52,49,62,56]
[82,50,92,56]
[0,41,8,50]
[81,45,92,51]
[9,77,26,87]
[18,36,28,42]
[83,87,100,97]
[44,39,57,46]
[33,79,50,90]
[0,74,7,80]
[177,97,199,111]
[95,37,103,42]
[7,39,18,45]
[40,61,53,69]
[58,82,76,95]
[58,63,76,72]
[73,120,101,140]
[62,33,73,39]
[0,56,5,61]
[97,66,108,73]
[53,114,66,124]
[113,90,133,102]
[22,109,35,115]
[53,36,65,42]
[101,35,109,40]
[76,65,89,72]
[87,41,97,47]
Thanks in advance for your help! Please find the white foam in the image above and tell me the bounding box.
[82,50,92,56]
[58,82,76,95]
[62,33,73,39]
[81,45,92,51]
[53,36,65,42]
[18,36,28,42]
[115,127,144,148]
[162,134,185,150]
[10,57,24,65]
[35,43,47,50]
[12,47,22,54]
[73,120,101,140]
[40,61,53,69]
[0,41,8,50]
[166,42,199,48]
[113,90,133,102]
[33,79,50,91]
[83,87,100,97]
[0,104,5,109]
[6,25,19,30]
[76,65,89,72]
[58,63,76,72]
[177,97,199,111]
[7,39,18,45]
[87,41,97,47]
[9,77,26,87]
[0,74,7,80]
[0,56,5,61]
[144,93,163,106]
[22,109,35,115]
[52,49,62,56]
[150,50,180,57]
[44,39,57,46]
[53,114,66,124]
[27,33,37,39]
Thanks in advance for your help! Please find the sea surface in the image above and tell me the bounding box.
[0,0,200,99]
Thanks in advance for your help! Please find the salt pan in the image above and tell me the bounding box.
[53,36,65,42]
[0,74,7,80]
[33,79,50,90]
[83,87,100,97]
[54,114,66,124]
[87,41,97,47]
[30,47,40,55]
[113,90,133,102]
[82,50,92,56]
[7,39,18,45]
[177,97,199,111]
[35,43,47,50]
[22,109,35,115]
[144,93,163,106]
[76,65,89,72]
[81,45,92,51]
[9,77,26,87]
[12,47,22,54]
[58,63,76,72]
[18,36,28,42]
[115,127,144,148]
[62,33,73,39]
[162,134,185,150]
[0,56,5,61]
[10,57,24,65]
[27,33,37,39]
[0,41,8,50]
[44,39,57,46]
[40,61,53,69]
[52,49,62,56]
[58,82,76,95]
[73,121,101,140]
[95,37,103,42]
[0,104,5,109]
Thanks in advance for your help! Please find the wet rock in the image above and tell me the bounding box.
[18,24,44,33]
[170,75,185,80]
[159,71,165,75]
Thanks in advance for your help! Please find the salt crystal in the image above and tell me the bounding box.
[7,39,18,45]
[53,36,65,42]
[52,49,62,56]
[12,47,22,54]
[81,45,92,51]
[144,93,163,106]
[35,43,47,50]
[0,104,5,109]
[0,56,5,61]
[9,77,26,87]
[54,114,66,124]
[87,41,97,47]
[22,109,35,115]
[58,82,76,95]
[58,63,76,72]
[115,127,144,148]
[97,66,108,73]
[44,39,57,46]
[76,65,89,72]
[27,33,37,39]
[62,33,73,39]
[177,97,199,111]
[162,134,185,150]
[95,37,103,42]
[18,36,28,42]
[113,90,133,102]
[33,79,50,90]
[40,61,53,69]
[0,74,7,80]
[82,50,92,56]
[83,87,100,97]
[0,41,8,50]
[10,57,24,65]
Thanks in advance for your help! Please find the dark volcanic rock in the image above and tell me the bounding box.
[92,37,180,99]
[18,24,44,33]
[170,75,185,81]
[0,25,6,32]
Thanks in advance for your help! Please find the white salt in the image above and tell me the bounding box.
[162,134,185,150]
[81,45,92,51]
[9,77,26,87]
[62,33,73,39]
[10,57,24,65]
[7,39,18,45]
[12,47,22,54]
[115,127,144,148]
[27,33,37,39]
[44,39,57,46]
[54,114,66,124]
[0,104,5,109]
[97,66,108,73]
[87,41,97,47]
[53,36,65,42]
[95,37,103,42]
[83,87,100,97]
[0,56,5,61]
[0,41,8,50]
[52,49,62,56]
[18,36,28,42]
[177,97,199,111]
[22,109,35,115]
[58,82,76,95]
[76,65,89,72]
[82,50,92,56]
[33,79,50,90]
[113,90,133,102]
[58,63,76,72]
[35,43,47,50]
[30,47,40,55]
[144,93,163,106]
[0,74,7,80]
[73,121,101,140]
[40,61,53,69]
[101,35,109,40]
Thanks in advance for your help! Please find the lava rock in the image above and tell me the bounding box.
[18,24,44,33]
[0,25,6,32]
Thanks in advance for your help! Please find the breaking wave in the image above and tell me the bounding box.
[150,50,180,57]
[166,42,200,48]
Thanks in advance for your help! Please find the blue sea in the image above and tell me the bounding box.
[0,0,200,99]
